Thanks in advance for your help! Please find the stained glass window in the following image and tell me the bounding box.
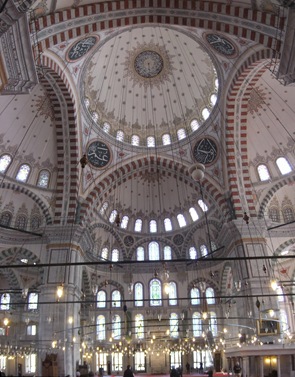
[31,216,41,230]
[150,279,162,306]
[164,218,172,231]
[192,312,202,337]
[276,157,292,175]
[112,290,121,307]
[112,314,121,339]
[164,246,172,260]
[135,314,144,339]
[16,164,31,182]
[257,164,270,181]
[191,288,200,305]
[148,242,159,260]
[134,219,142,232]
[206,287,215,304]
[149,220,157,233]
[189,247,197,259]
[111,249,119,262]
[120,216,129,229]
[136,247,144,261]
[37,170,50,188]
[28,293,38,310]
[134,282,144,307]
[169,282,177,306]
[162,133,171,145]
[189,207,199,221]
[170,313,179,338]
[97,290,106,308]
[131,135,140,146]
[97,315,105,340]
[0,154,12,173]
[0,293,10,310]
[177,214,186,228]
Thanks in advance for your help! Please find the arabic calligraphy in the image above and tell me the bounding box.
[193,138,218,165]
[206,34,236,57]
[87,141,111,168]
[67,36,98,62]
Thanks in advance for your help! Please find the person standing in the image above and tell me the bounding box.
[123,365,134,377]
[233,362,241,377]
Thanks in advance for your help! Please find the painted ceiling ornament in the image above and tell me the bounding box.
[123,41,175,90]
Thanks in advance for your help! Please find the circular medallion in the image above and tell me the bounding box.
[173,234,184,246]
[193,138,218,165]
[87,141,111,168]
[134,50,164,78]
[67,36,98,62]
[205,33,237,57]
[124,236,134,247]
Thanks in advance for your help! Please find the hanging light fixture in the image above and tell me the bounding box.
[56,285,64,301]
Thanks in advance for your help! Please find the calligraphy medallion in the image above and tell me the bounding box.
[193,137,218,165]
[67,35,99,62]
[87,140,112,168]
[134,51,164,78]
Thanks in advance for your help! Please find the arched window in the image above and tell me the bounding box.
[190,119,200,132]
[170,313,179,338]
[116,130,124,142]
[210,93,217,106]
[269,207,280,222]
[198,199,208,212]
[97,290,106,308]
[112,290,121,308]
[192,312,202,337]
[209,312,217,336]
[257,164,270,181]
[0,154,12,173]
[202,107,210,120]
[149,220,157,233]
[92,111,99,122]
[283,207,294,223]
[168,282,177,306]
[200,244,208,257]
[131,135,140,146]
[111,249,119,262]
[0,212,12,226]
[206,287,215,304]
[164,246,172,260]
[147,136,155,147]
[162,133,171,145]
[101,247,108,260]
[150,279,162,306]
[31,216,41,230]
[0,293,10,310]
[97,315,106,340]
[135,314,144,339]
[189,246,197,259]
[164,218,172,231]
[16,164,31,182]
[276,157,292,175]
[134,282,144,307]
[100,202,109,215]
[189,207,199,221]
[109,210,118,223]
[177,128,186,140]
[277,286,284,302]
[191,287,200,305]
[148,241,160,260]
[15,215,27,230]
[112,314,121,339]
[136,247,145,261]
[279,309,288,332]
[177,214,186,228]
[134,219,142,232]
[37,170,50,188]
[84,98,90,107]
[28,293,38,310]
[103,122,110,133]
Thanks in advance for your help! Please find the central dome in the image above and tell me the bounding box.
[83,26,218,146]
[134,50,163,78]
